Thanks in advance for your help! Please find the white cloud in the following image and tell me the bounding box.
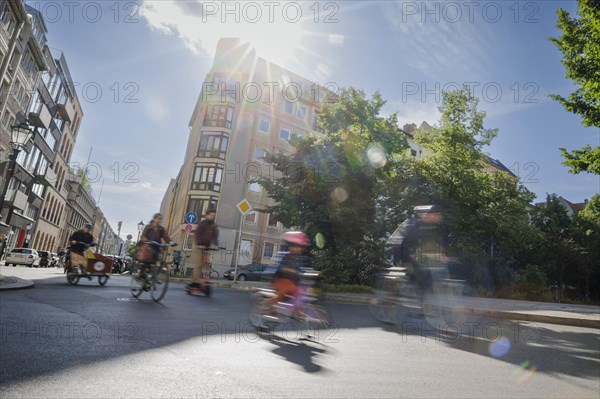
[139,0,316,69]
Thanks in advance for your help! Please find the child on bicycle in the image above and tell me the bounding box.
[266,231,312,312]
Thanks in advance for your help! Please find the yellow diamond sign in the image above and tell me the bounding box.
[237,199,252,215]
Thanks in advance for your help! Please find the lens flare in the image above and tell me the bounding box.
[330,187,349,204]
[315,233,326,249]
[367,144,387,168]
[489,337,511,358]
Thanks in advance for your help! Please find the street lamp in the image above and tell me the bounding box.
[136,220,145,242]
[0,122,34,258]
[0,122,34,210]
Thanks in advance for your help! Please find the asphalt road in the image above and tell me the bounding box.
[1,266,599,398]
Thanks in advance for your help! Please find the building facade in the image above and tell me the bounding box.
[161,38,332,273]
[0,0,48,252]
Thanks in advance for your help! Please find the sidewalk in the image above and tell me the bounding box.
[172,277,600,329]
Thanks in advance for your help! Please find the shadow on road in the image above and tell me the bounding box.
[0,271,598,387]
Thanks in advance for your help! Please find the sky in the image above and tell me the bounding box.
[24,0,600,239]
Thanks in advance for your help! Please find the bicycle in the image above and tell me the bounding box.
[368,264,465,328]
[130,241,176,302]
[248,270,329,340]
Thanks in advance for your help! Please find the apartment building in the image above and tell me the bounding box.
[161,38,332,274]
[0,0,48,251]
[29,45,83,253]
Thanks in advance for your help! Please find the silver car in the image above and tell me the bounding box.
[5,248,41,267]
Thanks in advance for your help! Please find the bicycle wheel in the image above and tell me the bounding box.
[169,265,178,277]
[210,269,219,279]
[130,262,145,298]
[368,276,399,325]
[150,263,169,302]
[98,275,109,286]
[249,292,268,329]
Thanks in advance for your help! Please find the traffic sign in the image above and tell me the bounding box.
[185,212,198,224]
[107,234,113,241]
[237,199,252,215]
[126,234,133,240]
[184,224,193,232]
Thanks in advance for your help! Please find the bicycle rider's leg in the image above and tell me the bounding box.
[189,247,204,288]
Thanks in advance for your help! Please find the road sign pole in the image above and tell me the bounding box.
[232,213,243,284]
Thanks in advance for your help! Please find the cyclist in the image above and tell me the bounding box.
[393,205,450,290]
[139,213,173,263]
[266,231,312,312]
[68,223,96,274]
[187,209,219,290]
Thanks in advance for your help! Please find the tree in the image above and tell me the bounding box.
[559,144,600,175]
[412,87,536,292]
[573,194,600,300]
[414,88,535,251]
[530,194,578,302]
[258,88,409,284]
[550,0,600,174]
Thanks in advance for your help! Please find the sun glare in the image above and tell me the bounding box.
[233,20,305,69]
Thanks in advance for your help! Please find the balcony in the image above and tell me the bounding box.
[37,165,57,186]
[5,189,29,211]
[29,102,52,129]
[56,95,75,123]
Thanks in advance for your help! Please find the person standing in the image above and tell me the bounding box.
[187,209,218,290]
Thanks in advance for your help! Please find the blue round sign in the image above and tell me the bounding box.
[185,212,198,224]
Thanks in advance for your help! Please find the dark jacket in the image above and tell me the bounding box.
[140,224,171,253]
[195,219,218,247]
[273,253,311,284]
[69,231,94,255]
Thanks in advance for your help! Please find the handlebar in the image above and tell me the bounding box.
[143,241,177,247]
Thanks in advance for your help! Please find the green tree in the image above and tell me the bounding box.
[414,88,535,255]
[559,145,600,175]
[573,194,600,300]
[259,88,409,284]
[550,0,600,174]
[531,194,578,301]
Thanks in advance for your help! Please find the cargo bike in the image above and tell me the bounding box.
[65,242,114,286]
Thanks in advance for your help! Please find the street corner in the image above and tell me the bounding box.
[0,275,35,291]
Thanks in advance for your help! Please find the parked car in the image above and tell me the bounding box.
[37,251,51,267]
[223,263,267,281]
[5,248,40,267]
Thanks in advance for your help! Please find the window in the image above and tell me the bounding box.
[204,105,234,128]
[248,182,261,193]
[297,105,307,120]
[198,132,228,159]
[258,118,270,134]
[186,196,218,217]
[32,183,44,197]
[183,233,195,251]
[244,211,257,224]
[263,242,274,258]
[279,127,291,142]
[254,147,267,162]
[239,239,254,265]
[312,112,324,133]
[267,213,278,228]
[38,128,57,152]
[283,100,294,115]
[191,163,223,192]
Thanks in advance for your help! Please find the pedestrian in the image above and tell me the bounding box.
[187,209,218,290]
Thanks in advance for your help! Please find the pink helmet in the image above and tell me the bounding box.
[282,231,311,247]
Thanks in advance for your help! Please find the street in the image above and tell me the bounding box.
[1,266,599,398]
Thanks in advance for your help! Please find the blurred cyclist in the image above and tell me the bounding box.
[68,223,95,273]
[266,231,312,310]
[187,209,218,291]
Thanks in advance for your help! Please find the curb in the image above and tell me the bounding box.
[178,282,600,329]
[325,293,600,329]
[0,277,35,291]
